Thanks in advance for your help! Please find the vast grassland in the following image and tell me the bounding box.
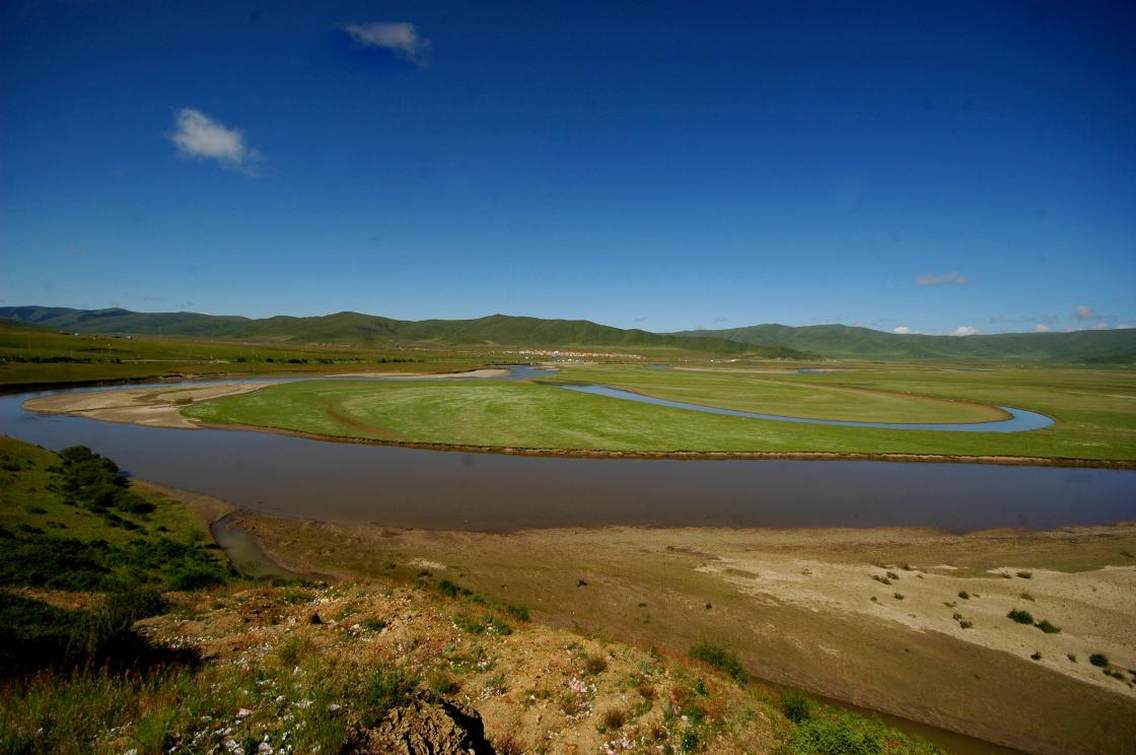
[183,364,1136,462]
[0,322,472,387]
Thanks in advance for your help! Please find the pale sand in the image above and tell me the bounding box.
[23,383,268,429]
[697,552,1135,697]
[21,368,514,428]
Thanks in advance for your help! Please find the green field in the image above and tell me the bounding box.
[0,320,481,387]
[183,364,1136,461]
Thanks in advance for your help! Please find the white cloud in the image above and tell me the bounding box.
[892,326,911,334]
[915,272,969,286]
[1072,304,1097,321]
[343,22,430,65]
[1091,322,1109,330]
[168,108,263,175]
[1034,323,1050,333]
[952,325,979,336]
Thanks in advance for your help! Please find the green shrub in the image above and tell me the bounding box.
[688,642,747,684]
[782,691,813,723]
[1008,608,1034,624]
[1035,619,1061,634]
[1089,653,1109,667]
[437,579,470,599]
[788,713,888,755]
[957,591,969,600]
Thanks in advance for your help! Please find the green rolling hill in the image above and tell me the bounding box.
[674,323,1136,363]
[5,307,1132,362]
[0,306,798,357]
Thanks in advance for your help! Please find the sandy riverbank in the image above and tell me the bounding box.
[232,514,1136,753]
[23,383,268,429]
[19,368,513,430]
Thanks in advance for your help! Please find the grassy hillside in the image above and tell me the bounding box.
[675,323,1136,363]
[0,319,478,387]
[0,306,796,356]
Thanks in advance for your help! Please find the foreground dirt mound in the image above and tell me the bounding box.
[352,692,495,754]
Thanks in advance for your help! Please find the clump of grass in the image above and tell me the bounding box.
[279,587,313,605]
[426,670,458,696]
[1035,619,1061,634]
[1030,651,1042,661]
[504,604,530,622]
[871,575,891,586]
[893,593,904,600]
[1008,608,1034,625]
[452,612,511,636]
[1016,570,1033,579]
[437,579,471,599]
[598,707,626,732]
[360,617,387,632]
[1089,653,1109,668]
[275,634,312,666]
[584,653,608,675]
[1019,592,1034,601]
[360,668,418,725]
[781,690,812,723]
[957,591,969,600]
[1067,653,1077,663]
[688,642,747,684]
[885,571,899,580]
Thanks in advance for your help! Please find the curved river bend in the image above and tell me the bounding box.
[0,373,1132,531]
[559,384,1054,432]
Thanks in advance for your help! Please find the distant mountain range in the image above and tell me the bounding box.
[0,306,799,357]
[2,306,1133,363]
[674,323,1136,363]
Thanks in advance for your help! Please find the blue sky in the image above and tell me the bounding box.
[2,0,1133,335]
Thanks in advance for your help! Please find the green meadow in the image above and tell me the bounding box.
[183,364,1136,461]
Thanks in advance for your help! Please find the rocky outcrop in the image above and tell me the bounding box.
[349,692,495,754]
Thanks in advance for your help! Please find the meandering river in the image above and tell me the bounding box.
[1,371,1132,531]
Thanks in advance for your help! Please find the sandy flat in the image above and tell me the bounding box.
[23,383,269,429]
[697,552,1135,697]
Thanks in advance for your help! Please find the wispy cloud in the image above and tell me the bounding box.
[1072,304,1098,321]
[952,325,979,336]
[168,108,263,175]
[343,22,431,66]
[915,272,969,286]
[1034,323,1050,333]
[892,326,911,334]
